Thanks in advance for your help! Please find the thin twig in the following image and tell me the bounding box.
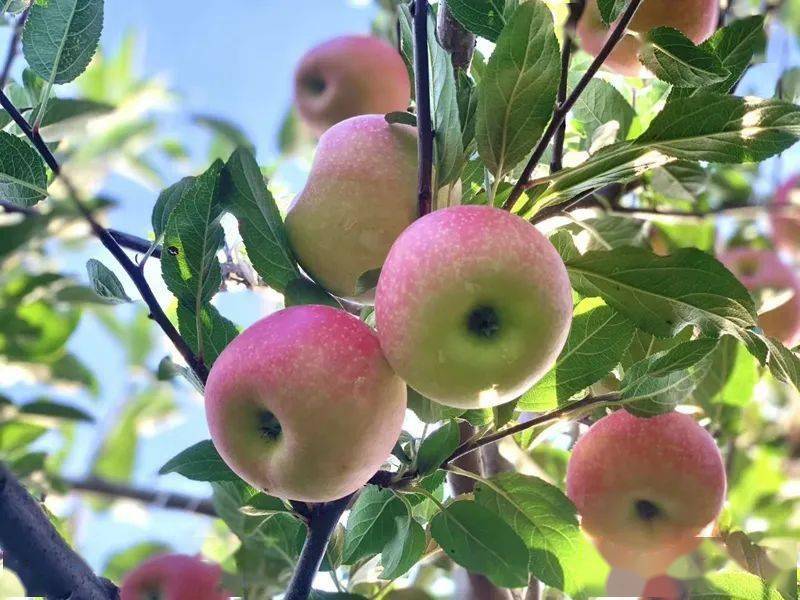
[0,463,118,598]
[503,0,645,211]
[62,476,216,517]
[413,0,435,216]
[0,89,209,383]
[551,1,586,174]
[0,6,28,90]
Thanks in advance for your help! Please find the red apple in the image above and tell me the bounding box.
[566,410,726,577]
[718,248,800,348]
[120,554,230,600]
[641,574,687,599]
[205,305,407,502]
[577,0,719,77]
[375,205,573,409]
[294,35,411,135]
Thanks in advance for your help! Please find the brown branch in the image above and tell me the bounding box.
[413,0,435,216]
[0,463,118,599]
[0,90,209,383]
[503,0,645,211]
[62,476,216,517]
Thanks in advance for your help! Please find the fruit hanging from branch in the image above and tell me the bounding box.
[375,205,573,409]
[120,554,230,600]
[204,304,407,502]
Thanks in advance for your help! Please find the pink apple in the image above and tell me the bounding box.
[375,205,573,409]
[120,554,230,600]
[567,410,726,577]
[770,175,800,258]
[294,36,411,135]
[205,305,407,502]
[718,248,800,347]
[577,0,719,77]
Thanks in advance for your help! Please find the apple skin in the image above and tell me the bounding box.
[771,175,800,258]
[120,554,230,600]
[566,410,725,577]
[205,304,407,502]
[641,575,687,599]
[285,115,418,302]
[718,248,800,347]
[294,35,411,135]
[577,0,719,77]
[375,205,573,409]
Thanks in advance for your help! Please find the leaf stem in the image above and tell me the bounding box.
[0,89,209,383]
[413,0,434,217]
[503,0,645,211]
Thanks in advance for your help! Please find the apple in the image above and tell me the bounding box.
[374,205,573,409]
[285,114,418,302]
[294,35,411,135]
[205,304,407,502]
[577,0,719,77]
[770,175,800,258]
[120,554,230,600]
[718,248,800,347]
[566,410,726,577]
[641,575,687,599]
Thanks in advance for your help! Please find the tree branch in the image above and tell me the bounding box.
[284,494,353,600]
[413,0,435,216]
[503,0,645,211]
[0,6,28,90]
[551,1,586,174]
[62,476,216,517]
[436,0,476,71]
[0,463,118,599]
[0,90,209,383]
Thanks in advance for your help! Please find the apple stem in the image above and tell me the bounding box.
[0,88,210,385]
[412,0,435,217]
[0,462,119,598]
[284,494,353,600]
[551,0,587,174]
[503,0,646,211]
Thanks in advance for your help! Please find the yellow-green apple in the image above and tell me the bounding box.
[374,205,573,409]
[566,410,725,577]
[770,175,800,258]
[577,0,719,77]
[294,35,411,134]
[285,114,418,301]
[205,304,407,502]
[718,248,800,347]
[120,554,230,600]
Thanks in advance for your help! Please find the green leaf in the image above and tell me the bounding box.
[407,387,465,424]
[566,247,758,342]
[158,439,240,482]
[35,98,113,142]
[0,132,48,207]
[650,160,709,201]
[151,177,192,238]
[193,114,255,152]
[540,94,800,208]
[343,485,407,564]
[85,259,131,304]
[639,27,729,88]
[445,0,507,41]
[686,571,784,599]
[430,499,529,588]
[222,148,300,292]
[475,0,560,178]
[380,516,426,580]
[473,473,608,596]
[699,16,766,96]
[176,302,238,366]
[161,161,225,308]
[520,299,634,411]
[19,399,93,422]
[102,542,172,583]
[777,66,800,104]
[691,336,758,407]
[0,421,47,454]
[416,420,460,476]
[22,0,104,85]
[0,218,42,261]
[622,338,720,416]
[427,7,463,187]
[572,79,635,144]
[597,0,627,24]
[283,277,341,309]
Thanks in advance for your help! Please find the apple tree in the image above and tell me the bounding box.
[0,0,799,599]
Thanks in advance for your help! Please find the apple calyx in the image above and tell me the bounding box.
[259,411,282,441]
[635,499,662,522]
[466,305,502,339]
